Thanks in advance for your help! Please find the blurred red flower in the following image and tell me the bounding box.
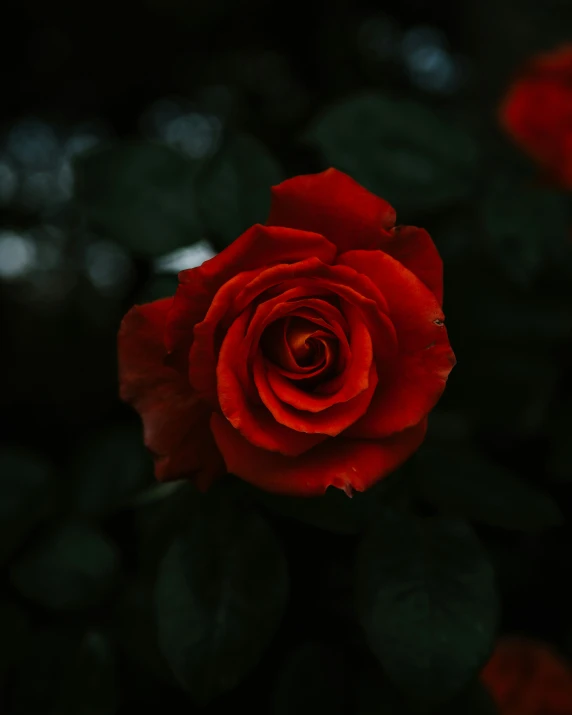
[482,637,572,715]
[501,45,572,188]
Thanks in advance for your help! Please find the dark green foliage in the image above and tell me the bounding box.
[0,449,55,564]
[10,521,119,610]
[356,509,499,707]
[412,442,563,530]
[197,133,284,247]
[74,142,204,257]
[306,94,478,215]
[155,489,289,704]
[272,642,347,715]
[69,423,153,517]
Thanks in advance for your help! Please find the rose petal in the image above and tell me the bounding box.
[254,356,378,436]
[189,257,397,405]
[216,310,327,456]
[166,223,337,355]
[339,250,456,437]
[263,317,339,379]
[211,412,428,496]
[118,298,224,488]
[228,258,397,367]
[263,317,373,413]
[380,226,444,305]
[267,168,396,253]
[250,296,351,382]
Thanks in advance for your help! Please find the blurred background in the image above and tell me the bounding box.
[2,0,572,713]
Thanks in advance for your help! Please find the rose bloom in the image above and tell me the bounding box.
[501,45,572,188]
[118,169,455,496]
[482,638,572,715]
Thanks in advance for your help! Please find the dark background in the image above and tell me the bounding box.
[2,0,572,713]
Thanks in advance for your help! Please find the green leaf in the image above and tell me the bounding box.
[413,443,563,531]
[134,482,202,581]
[354,667,411,714]
[272,642,346,715]
[234,467,411,535]
[74,141,204,257]
[439,678,499,715]
[0,599,31,674]
[356,510,498,708]
[70,423,153,517]
[114,582,175,685]
[482,177,571,286]
[155,491,289,704]
[10,521,119,610]
[10,628,80,715]
[10,628,117,715]
[198,133,283,247]
[57,631,118,715]
[305,93,477,214]
[136,274,179,303]
[354,669,498,715]
[546,400,572,484]
[0,448,55,564]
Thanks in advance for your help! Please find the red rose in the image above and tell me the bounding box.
[482,638,572,715]
[118,169,455,496]
[501,45,572,188]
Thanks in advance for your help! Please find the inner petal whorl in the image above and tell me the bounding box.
[261,315,338,383]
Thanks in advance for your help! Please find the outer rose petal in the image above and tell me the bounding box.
[267,168,396,254]
[339,250,455,438]
[481,638,572,715]
[165,224,337,355]
[210,412,428,497]
[118,298,224,488]
[380,226,444,306]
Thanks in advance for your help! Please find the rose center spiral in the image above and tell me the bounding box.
[261,316,338,382]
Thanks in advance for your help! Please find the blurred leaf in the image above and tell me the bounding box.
[57,631,118,715]
[0,448,55,564]
[354,667,411,714]
[198,132,283,247]
[114,581,175,685]
[546,400,572,483]
[136,274,179,303]
[272,642,346,715]
[234,467,411,535]
[10,628,80,715]
[0,599,31,674]
[356,509,498,707]
[10,521,119,610]
[439,678,499,715]
[448,263,572,347]
[242,482,366,534]
[355,668,498,715]
[413,442,563,530]
[305,93,477,214]
[482,177,571,286]
[155,490,289,704]
[70,422,152,517]
[447,344,559,435]
[129,480,186,508]
[134,482,202,581]
[10,628,117,715]
[74,141,204,257]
